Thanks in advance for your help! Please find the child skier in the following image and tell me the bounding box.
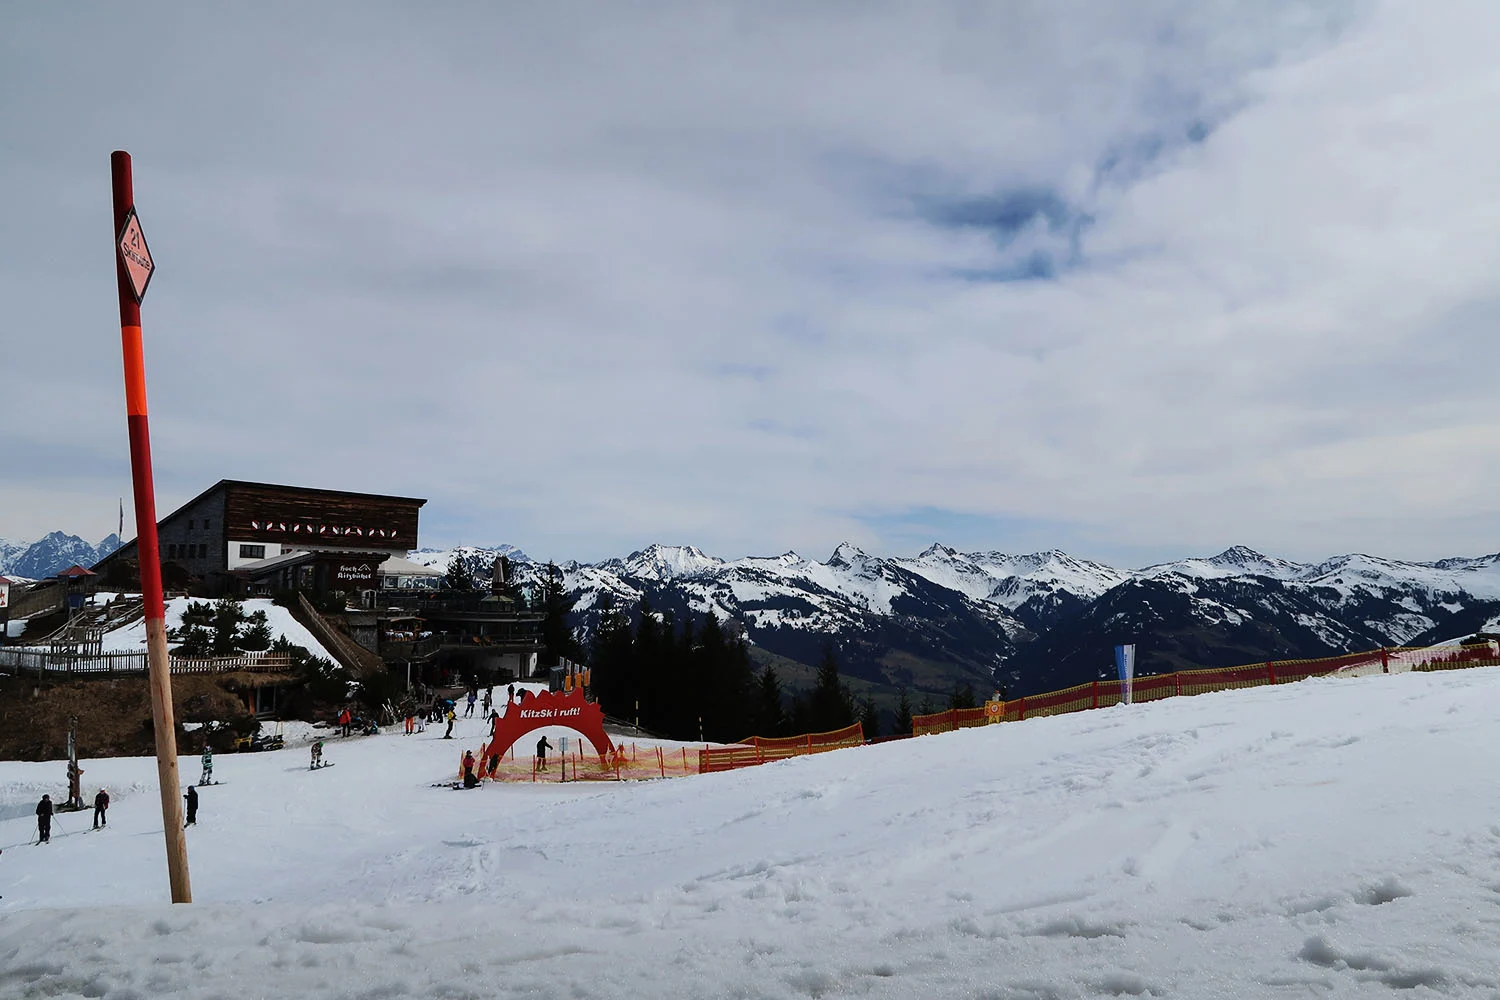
[311,739,324,769]
[200,744,214,785]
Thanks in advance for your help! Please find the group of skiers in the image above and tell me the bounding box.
[31,783,189,843]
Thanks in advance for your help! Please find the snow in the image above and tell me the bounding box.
[4,667,1500,995]
[95,596,335,662]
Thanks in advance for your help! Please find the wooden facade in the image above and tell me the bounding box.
[224,482,422,552]
[95,480,426,593]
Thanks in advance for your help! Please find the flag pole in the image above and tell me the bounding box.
[111,150,192,903]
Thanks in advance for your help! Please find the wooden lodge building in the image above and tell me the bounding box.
[96,480,430,602]
[95,479,546,681]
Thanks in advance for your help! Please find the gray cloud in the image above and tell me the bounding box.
[18,1,1500,567]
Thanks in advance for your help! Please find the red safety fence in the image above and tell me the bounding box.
[699,723,866,773]
[912,640,1500,734]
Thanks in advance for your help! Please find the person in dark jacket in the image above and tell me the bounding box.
[536,735,552,770]
[184,785,198,827]
[93,788,110,829]
[36,794,53,843]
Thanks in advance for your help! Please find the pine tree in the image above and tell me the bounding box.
[540,561,581,667]
[859,695,880,741]
[893,686,914,736]
[211,597,245,656]
[635,597,663,731]
[445,555,474,591]
[589,592,636,720]
[950,682,977,710]
[808,642,855,732]
[756,665,786,736]
[240,610,273,652]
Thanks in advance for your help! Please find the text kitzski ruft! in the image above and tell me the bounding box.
[518,707,583,720]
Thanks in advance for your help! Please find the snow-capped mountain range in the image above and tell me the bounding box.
[0,532,122,581]
[412,541,1500,700]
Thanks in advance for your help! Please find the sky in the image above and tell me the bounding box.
[5,1,1500,567]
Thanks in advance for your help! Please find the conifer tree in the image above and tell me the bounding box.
[950,682,977,710]
[589,592,636,719]
[808,642,856,732]
[240,610,273,652]
[859,695,880,741]
[444,555,474,591]
[211,597,245,656]
[756,665,786,736]
[634,597,663,731]
[540,560,581,666]
[893,686,914,737]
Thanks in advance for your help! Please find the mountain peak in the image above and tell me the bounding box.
[1211,545,1269,565]
[918,542,960,560]
[620,544,722,580]
[827,542,869,567]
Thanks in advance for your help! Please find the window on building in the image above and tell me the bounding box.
[198,544,207,559]
[168,544,177,560]
[204,519,211,529]
[188,519,195,529]
[239,544,266,560]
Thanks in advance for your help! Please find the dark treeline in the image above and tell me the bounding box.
[584,594,866,743]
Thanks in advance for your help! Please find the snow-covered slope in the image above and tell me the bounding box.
[94,596,335,662]
[4,665,1500,996]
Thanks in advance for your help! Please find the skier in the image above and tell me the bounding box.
[339,707,352,738]
[536,735,552,770]
[183,785,198,827]
[462,750,479,788]
[465,691,477,718]
[481,690,492,718]
[200,744,214,785]
[443,707,456,739]
[404,702,415,736]
[36,794,53,844]
[93,788,110,829]
[508,683,515,703]
[311,739,324,769]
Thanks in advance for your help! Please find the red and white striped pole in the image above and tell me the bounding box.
[111,150,192,903]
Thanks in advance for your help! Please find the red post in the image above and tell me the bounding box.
[1091,680,1098,709]
[1380,647,1389,674]
[112,151,190,905]
[1266,662,1276,684]
[1017,697,1026,720]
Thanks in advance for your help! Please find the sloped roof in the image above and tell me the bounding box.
[378,555,445,578]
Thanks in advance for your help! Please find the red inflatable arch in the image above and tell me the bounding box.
[482,686,613,762]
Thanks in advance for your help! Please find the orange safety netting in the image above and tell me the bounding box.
[699,723,865,773]
[911,641,1500,734]
[459,741,705,783]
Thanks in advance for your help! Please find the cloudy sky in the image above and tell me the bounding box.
[4,1,1500,566]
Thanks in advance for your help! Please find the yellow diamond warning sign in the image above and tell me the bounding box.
[117,208,154,303]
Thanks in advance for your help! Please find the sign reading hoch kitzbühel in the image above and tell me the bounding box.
[117,207,154,303]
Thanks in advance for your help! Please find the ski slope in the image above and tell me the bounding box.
[3,668,1500,997]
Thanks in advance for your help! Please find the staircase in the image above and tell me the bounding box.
[291,594,387,677]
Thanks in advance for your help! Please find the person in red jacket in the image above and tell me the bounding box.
[338,708,352,737]
[462,750,479,788]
